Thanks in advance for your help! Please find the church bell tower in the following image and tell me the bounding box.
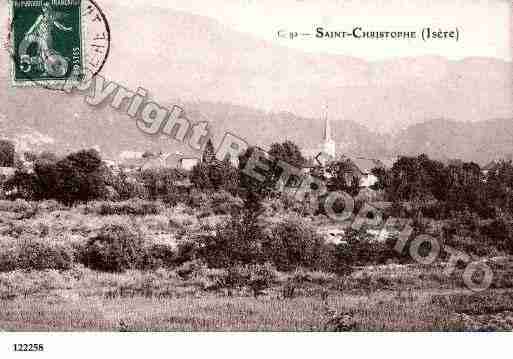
[322,106,336,159]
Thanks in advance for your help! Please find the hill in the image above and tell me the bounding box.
[0,4,511,164]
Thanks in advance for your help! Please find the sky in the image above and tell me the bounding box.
[103,0,512,61]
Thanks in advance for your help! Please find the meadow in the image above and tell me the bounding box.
[1,199,512,332]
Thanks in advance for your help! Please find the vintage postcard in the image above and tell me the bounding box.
[0,0,512,357]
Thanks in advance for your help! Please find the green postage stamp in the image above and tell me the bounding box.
[9,0,84,86]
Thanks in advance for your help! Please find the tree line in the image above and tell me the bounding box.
[1,137,512,221]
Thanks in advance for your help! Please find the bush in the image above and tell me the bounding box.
[85,199,164,216]
[190,262,278,294]
[175,259,207,280]
[0,140,15,167]
[210,190,243,215]
[0,239,74,272]
[480,217,513,254]
[238,263,278,296]
[52,149,107,205]
[190,158,239,195]
[172,236,203,266]
[80,224,149,272]
[195,212,267,268]
[109,172,148,201]
[187,189,211,209]
[161,189,190,207]
[191,215,336,272]
[438,212,504,258]
[263,219,331,272]
[37,199,65,212]
[185,190,244,217]
[193,267,231,291]
[291,268,336,285]
[146,244,176,268]
[333,228,406,270]
[139,168,188,201]
[5,150,108,204]
[0,199,34,213]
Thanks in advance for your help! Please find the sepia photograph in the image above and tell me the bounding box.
[0,0,512,355]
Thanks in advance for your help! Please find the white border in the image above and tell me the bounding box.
[0,332,511,359]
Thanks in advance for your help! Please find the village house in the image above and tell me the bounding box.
[306,108,382,189]
[120,152,200,172]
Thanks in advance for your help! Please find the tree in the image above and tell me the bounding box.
[202,139,216,164]
[268,140,306,188]
[238,146,273,214]
[190,163,212,190]
[385,154,446,202]
[4,151,62,201]
[4,170,40,200]
[33,156,60,200]
[440,161,495,216]
[0,140,15,167]
[191,141,239,194]
[209,159,239,194]
[268,141,306,168]
[326,158,360,194]
[55,149,106,205]
[371,166,388,191]
[139,168,186,200]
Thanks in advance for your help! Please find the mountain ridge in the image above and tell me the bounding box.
[1,5,511,165]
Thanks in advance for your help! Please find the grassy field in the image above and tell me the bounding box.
[0,289,472,331]
[1,199,513,331]
[1,264,512,331]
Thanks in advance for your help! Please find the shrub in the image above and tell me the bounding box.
[139,168,188,201]
[5,150,106,205]
[263,219,330,271]
[0,199,34,213]
[324,310,358,331]
[190,158,239,195]
[47,149,107,205]
[189,266,231,291]
[193,215,336,272]
[146,244,176,268]
[0,270,79,299]
[481,217,513,254]
[175,259,207,280]
[281,281,297,299]
[291,268,336,285]
[210,190,243,215]
[167,210,197,229]
[195,212,267,268]
[161,189,190,207]
[187,189,211,209]
[333,228,406,270]
[239,262,278,297]
[278,194,296,211]
[109,172,148,200]
[37,199,65,212]
[86,199,164,216]
[0,239,74,272]
[173,260,277,294]
[0,140,15,167]
[80,224,149,272]
[438,213,504,258]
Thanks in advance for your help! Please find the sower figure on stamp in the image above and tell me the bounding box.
[19,1,72,77]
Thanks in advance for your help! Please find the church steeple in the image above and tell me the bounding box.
[323,105,331,142]
[322,105,336,159]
